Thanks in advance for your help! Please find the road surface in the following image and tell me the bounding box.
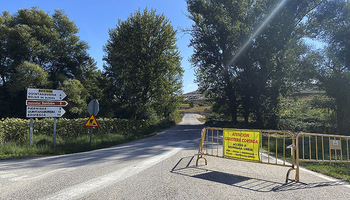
[0,113,349,199]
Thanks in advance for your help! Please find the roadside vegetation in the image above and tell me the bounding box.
[0,113,183,159]
[0,8,184,158]
[185,0,350,183]
[180,90,350,182]
[1,0,350,184]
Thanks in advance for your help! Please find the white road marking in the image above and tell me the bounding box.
[10,175,28,181]
[41,141,189,200]
[299,166,350,189]
[261,152,350,189]
[1,173,17,178]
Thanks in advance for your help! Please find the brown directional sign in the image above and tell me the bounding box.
[26,100,68,107]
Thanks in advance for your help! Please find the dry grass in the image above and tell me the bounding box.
[179,105,211,113]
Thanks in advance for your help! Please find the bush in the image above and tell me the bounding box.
[0,117,157,144]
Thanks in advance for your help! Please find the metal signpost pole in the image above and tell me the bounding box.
[29,118,33,146]
[87,99,99,145]
[26,88,67,147]
[89,100,94,145]
[90,127,93,145]
[53,118,57,147]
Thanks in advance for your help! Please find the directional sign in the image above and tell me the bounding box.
[27,88,67,100]
[26,100,68,107]
[84,114,99,127]
[26,106,66,118]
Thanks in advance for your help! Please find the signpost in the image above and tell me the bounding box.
[86,99,100,144]
[26,100,68,107]
[26,106,66,118]
[27,88,67,100]
[88,99,99,116]
[26,88,67,147]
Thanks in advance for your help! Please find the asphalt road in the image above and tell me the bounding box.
[1,113,349,199]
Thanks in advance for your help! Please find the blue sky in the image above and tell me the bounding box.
[1,0,198,93]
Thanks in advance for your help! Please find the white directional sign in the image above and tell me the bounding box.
[26,106,66,118]
[27,88,67,100]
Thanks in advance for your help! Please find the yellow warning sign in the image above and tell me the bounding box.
[84,114,100,127]
[223,129,260,161]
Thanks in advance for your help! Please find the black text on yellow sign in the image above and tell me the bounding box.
[223,129,260,161]
[84,114,100,127]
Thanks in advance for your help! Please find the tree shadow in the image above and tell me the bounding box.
[0,124,204,170]
[171,156,346,193]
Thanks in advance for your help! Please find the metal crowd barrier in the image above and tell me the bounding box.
[295,132,350,181]
[196,127,350,183]
[196,127,297,183]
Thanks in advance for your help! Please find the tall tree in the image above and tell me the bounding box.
[308,0,350,135]
[187,0,252,123]
[103,9,183,120]
[187,0,320,128]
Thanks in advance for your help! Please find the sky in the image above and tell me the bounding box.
[0,0,198,93]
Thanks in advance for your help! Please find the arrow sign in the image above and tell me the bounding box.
[26,106,66,118]
[26,100,68,107]
[27,88,67,100]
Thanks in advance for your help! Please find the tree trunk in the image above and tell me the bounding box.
[336,91,350,136]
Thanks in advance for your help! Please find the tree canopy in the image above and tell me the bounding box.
[0,7,99,117]
[103,8,183,120]
[187,0,321,128]
[308,0,350,135]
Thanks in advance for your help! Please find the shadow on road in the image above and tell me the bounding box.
[171,156,345,193]
[0,124,204,170]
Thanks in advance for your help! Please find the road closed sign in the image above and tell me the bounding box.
[223,129,260,161]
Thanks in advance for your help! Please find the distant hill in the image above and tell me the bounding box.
[183,90,205,100]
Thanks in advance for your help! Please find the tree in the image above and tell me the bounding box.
[10,61,49,93]
[308,0,350,135]
[187,0,252,123]
[0,7,99,118]
[59,79,88,118]
[103,8,183,120]
[187,0,320,128]
[2,61,49,117]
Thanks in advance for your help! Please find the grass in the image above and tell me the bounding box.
[260,134,350,182]
[0,117,182,159]
[0,132,150,159]
[179,105,211,113]
[301,162,350,182]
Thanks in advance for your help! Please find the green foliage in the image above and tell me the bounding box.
[59,79,88,118]
[278,93,337,133]
[0,116,180,158]
[0,7,99,118]
[302,162,350,182]
[308,0,350,135]
[103,8,183,120]
[0,118,30,144]
[10,61,49,94]
[186,0,320,128]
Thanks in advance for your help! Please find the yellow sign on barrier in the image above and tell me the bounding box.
[223,129,260,161]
